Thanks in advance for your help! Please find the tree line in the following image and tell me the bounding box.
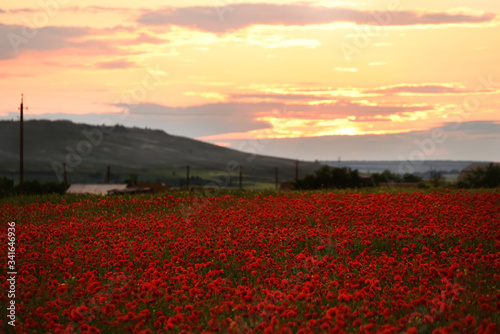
[0,163,499,196]
[292,164,500,190]
[456,163,500,189]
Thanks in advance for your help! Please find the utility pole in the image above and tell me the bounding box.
[18,94,27,195]
[104,166,110,184]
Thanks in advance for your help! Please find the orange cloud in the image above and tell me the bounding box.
[366,84,480,95]
[95,59,136,70]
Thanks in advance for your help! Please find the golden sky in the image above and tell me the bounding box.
[1,0,499,160]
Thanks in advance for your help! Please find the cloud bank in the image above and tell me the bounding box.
[0,24,108,59]
[137,5,496,33]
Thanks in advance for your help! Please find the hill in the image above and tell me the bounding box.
[0,120,322,188]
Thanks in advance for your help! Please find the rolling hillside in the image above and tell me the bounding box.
[0,120,322,188]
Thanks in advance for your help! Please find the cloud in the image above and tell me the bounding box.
[103,30,170,46]
[365,84,491,95]
[7,6,135,14]
[113,102,275,137]
[6,8,37,14]
[85,6,141,13]
[113,100,433,138]
[112,100,429,137]
[334,67,358,72]
[348,116,392,122]
[137,5,496,33]
[440,120,500,136]
[0,72,34,78]
[117,102,280,116]
[282,100,432,118]
[133,32,168,44]
[231,93,322,101]
[95,59,136,70]
[0,22,173,60]
[0,24,107,59]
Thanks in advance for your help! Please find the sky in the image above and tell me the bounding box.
[1,0,499,162]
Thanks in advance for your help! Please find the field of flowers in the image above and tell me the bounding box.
[2,190,500,333]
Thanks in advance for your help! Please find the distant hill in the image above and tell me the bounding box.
[0,120,322,188]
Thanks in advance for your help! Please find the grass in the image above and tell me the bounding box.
[2,186,498,205]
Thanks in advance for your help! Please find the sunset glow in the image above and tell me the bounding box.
[1,0,499,160]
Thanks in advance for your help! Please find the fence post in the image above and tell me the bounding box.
[104,166,110,184]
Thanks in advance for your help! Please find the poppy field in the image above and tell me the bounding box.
[2,190,500,333]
